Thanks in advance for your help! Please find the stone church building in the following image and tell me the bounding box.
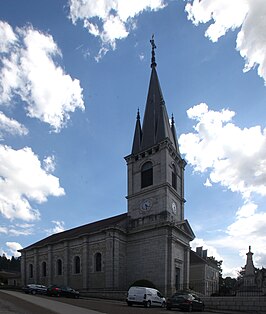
[19,39,195,297]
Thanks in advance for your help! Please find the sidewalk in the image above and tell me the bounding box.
[1,290,104,314]
[208,309,254,314]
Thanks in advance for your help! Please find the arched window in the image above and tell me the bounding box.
[74,256,80,274]
[42,261,47,277]
[57,259,62,276]
[29,264,33,278]
[172,164,177,190]
[141,161,153,188]
[95,253,102,272]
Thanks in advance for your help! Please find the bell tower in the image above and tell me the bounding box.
[125,37,187,228]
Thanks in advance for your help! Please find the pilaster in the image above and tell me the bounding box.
[82,236,89,289]
[33,249,39,283]
[20,252,26,286]
[48,245,52,285]
[63,241,69,286]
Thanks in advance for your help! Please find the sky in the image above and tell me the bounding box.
[0,0,266,278]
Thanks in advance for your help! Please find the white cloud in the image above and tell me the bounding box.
[204,178,212,187]
[0,22,84,132]
[185,0,266,84]
[68,0,166,60]
[191,238,223,261]
[0,111,28,139]
[0,226,8,234]
[9,228,33,236]
[43,155,56,173]
[6,242,22,257]
[0,145,65,221]
[179,103,266,200]
[0,21,17,53]
[208,203,266,272]
[46,220,65,235]
[0,223,34,236]
[180,104,266,275]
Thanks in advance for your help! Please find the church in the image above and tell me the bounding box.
[19,38,195,297]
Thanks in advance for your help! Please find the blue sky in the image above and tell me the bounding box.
[0,0,266,278]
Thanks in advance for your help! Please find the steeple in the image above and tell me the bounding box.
[131,109,142,154]
[126,37,190,229]
[131,36,178,154]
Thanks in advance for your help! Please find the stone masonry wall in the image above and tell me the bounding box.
[202,296,266,313]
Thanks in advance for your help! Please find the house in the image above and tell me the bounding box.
[189,247,219,295]
[0,270,21,286]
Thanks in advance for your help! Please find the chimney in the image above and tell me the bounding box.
[196,247,203,257]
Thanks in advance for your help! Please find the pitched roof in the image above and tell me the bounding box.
[141,66,177,151]
[190,250,207,264]
[175,219,195,241]
[19,213,127,252]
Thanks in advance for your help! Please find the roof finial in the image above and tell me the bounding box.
[171,113,175,126]
[137,108,140,120]
[150,34,157,68]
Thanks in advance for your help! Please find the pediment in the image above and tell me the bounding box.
[175,219,195,241]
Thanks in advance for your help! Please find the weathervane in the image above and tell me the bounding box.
[150,34,157,68]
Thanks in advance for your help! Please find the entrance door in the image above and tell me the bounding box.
[175,267,180,291]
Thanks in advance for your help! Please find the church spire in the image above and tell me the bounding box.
[139,36,177,152]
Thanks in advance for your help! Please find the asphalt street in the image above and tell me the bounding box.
[0,290,252,314]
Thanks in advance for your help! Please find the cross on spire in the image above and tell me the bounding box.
[150,34,157,68]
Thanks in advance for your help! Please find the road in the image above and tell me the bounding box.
[0,290,251,314]
[0,290,56,314]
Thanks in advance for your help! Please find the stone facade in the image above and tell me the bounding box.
[202,296,266,313]
[189,247,219,296]
[19,42,195,297]
[20,216,128,291]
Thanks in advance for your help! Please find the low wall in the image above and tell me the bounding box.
[80,290,266,313]
[203,296,266,313]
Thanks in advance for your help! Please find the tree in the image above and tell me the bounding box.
[0,254,20,272]
[207,256,223,275]
[219,277,237,295]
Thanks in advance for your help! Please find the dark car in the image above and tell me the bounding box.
[46,285,80,298]
[23,284,47,295]
[166,291,204,312]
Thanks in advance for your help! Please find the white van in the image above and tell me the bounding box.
[126,286,166,308]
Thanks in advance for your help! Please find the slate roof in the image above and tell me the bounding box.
[131,45,179,155]
[19,213,128,252]
[190,250,220,270]
[190,250,207,264]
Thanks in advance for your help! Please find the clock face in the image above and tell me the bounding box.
[172,202,177,214]
[140,199,152,211]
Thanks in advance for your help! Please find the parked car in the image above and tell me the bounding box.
[46,285,80,298]
[166,291,204,312]
[23,284,47,295]
[126,286,166,308]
